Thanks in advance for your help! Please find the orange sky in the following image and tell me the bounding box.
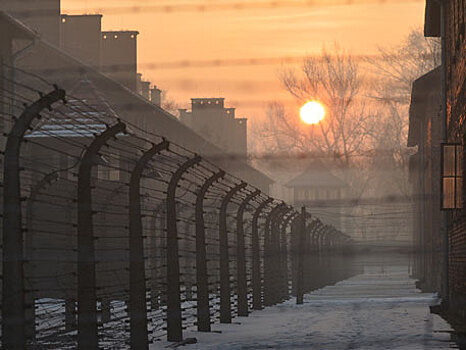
[61,0,426,125]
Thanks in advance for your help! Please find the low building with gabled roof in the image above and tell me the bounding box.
[286,160,347,230]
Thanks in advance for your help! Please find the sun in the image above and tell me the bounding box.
[300,101,325,125]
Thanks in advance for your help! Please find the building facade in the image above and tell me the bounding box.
[179,98,247,159]
[286,161,347,231]
[424,0,466,325]
[101,30,139,91]
[60,14,103,68]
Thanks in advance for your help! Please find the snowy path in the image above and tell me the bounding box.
[155,260,456,349]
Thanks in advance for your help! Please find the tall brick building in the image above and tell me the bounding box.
[424,0,466,324]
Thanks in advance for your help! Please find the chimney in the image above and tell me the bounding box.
[101,31,139,91]
[60,14,102,67]
[151,87,162,106]
[136,73,142,94]
[141,81,150,100]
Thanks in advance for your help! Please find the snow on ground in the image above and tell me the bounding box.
[155,261,456,349]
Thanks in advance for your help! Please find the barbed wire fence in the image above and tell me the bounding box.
[0,65,356,349]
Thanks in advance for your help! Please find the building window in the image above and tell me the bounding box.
[441,143,463,209]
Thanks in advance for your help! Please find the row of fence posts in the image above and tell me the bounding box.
[1,87,354,349]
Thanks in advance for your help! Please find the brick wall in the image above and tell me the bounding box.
[445,0,466,320]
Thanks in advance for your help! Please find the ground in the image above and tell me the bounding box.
[155,254,457,350]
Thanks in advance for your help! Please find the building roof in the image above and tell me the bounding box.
[407,66,441,147]
[61,14,103,19]
[0,10,36,40]
[285,160,347,188]
[102,30,139,35]
[27,79,118,138]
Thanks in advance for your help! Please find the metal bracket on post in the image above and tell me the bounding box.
[251,198,273,310]
[219,182,247,323]
[236,189,260,316]
[77,122,126,350]
[2,87,65,350]
[166,155,202,342]
[129,139,169,350]
[195,170,225,332]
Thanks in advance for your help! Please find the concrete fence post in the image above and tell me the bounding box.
[25,172,59,340]
[195,170,225,332]
[218,182,247,323]
[270,207,291,305]
[304,220,318,293]
[280,212,298,301]
[2,87,65,349]
[296,206,307,305]
[263,203,285,307]
[166,155,202,342]
[129,139,169,349]
[151,201,166,310]
[236,189,260,316]
[77,122,126,350]
[251,198,273,310]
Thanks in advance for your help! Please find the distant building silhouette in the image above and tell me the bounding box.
[408,66,442,293]
[179,98,247,159]
[286,160,347,230]
[60,14,102,68]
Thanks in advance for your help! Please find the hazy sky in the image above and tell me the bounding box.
[61,0,426,123]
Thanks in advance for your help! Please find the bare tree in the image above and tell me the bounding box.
[368,27,441,104]
[259,46,375,168]
[366,27,441,198]
[252,31,440,241]
[161,90,181,116]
